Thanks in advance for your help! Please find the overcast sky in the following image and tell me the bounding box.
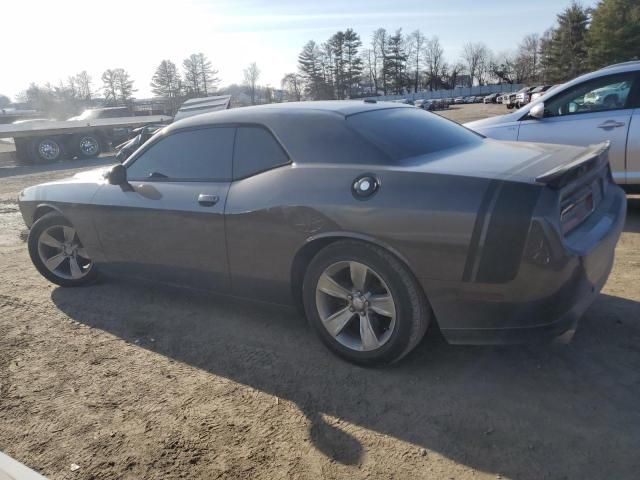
[3,0,598,100]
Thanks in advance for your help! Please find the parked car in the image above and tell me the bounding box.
[483,93,499,104]
[474,95,484,103]
[464,96,475,103]
[465,61,640,192]
[503,88,529,109]
[114,124,165,162]
[454,97,465,104]
[529,85,554,102]
[19,101,625,365]
[515,86,538,108]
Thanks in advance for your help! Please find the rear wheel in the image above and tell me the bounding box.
[303,240,430,366]
[28,212,98,287]
[74,134,102,159]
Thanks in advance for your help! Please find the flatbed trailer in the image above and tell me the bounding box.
[0,115,172,164]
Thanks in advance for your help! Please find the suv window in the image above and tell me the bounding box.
[233,126,289,179]
[544,73,636,117]
[126,127,234,181]
[346,107,482,162]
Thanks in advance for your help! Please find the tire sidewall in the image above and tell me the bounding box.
[31,138,64,164]
[27,213,98,287]
[303,242,419,366]
[75,134,102,159]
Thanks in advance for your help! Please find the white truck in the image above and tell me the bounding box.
[0,107,172,164]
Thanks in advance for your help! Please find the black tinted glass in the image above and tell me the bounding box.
[233,126,289,179]
[347,107,481,162]
[127,127,234,181]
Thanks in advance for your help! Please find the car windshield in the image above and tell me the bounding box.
[347,107,482,162]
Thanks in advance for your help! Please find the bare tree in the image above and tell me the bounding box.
[281,73,303,101]
[183,54,201,96]
[114,69,135,104]
[406,30,426,93]
[74,71,93,101]
[461,42,489,86]
[101,69,119,105]
[519,33,541,83]
[372,28,389,95]
[196,53,219,95]
[243,62,260,105]
[424,36,445,90]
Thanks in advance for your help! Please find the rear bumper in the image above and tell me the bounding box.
[433,184,626,345]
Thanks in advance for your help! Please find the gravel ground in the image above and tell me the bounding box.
[1,104,639,480]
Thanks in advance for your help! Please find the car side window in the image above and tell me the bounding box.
[543,74,636,117]
[233,126,289,179]
[126,127,234,181]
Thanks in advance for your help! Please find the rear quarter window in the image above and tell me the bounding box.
[346,107,482,163]
[233,126,289,179]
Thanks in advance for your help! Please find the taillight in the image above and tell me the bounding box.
[560,179,602,235]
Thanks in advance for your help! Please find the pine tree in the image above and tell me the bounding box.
[385,29,407,94]
[298,41,332,100]
[587,0,640,69]
[343,29,363,98]
[151,60,182,114]
[545,2,590,82]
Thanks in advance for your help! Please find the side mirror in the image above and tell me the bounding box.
[529,103,545,119]
[108,163,128,185]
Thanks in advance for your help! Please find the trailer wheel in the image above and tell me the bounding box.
[31,137,64,163]
[74,134,102,159]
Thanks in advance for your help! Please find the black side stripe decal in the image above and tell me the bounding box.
[462,179,502,282]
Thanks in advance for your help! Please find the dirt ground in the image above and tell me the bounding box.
[1,105,639,480]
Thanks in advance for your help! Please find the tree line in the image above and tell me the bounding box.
[283,0,640,101]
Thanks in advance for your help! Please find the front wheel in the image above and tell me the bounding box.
[27,212,98,287]
[31,137,64,163]
[303,240,431,366]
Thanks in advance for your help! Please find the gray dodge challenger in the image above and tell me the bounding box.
[18,101,626,365]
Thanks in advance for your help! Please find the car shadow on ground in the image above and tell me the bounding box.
[51,278,640,480]
[0,155,115,179]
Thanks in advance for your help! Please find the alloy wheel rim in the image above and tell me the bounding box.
[38,141,60,161]
[79,137,99,156]
[37,225,92,280]
[315,261,396,352]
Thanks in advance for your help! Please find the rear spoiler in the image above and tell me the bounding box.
[535,141,610,189]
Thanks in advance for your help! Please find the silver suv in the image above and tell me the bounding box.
[465,62,640,192]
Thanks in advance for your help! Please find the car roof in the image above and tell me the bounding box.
[167,100,413,133]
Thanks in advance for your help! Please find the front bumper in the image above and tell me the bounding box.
[433,184,626,345]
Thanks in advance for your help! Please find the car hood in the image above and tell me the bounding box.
[464,111,522,129]
[403,139,605,184]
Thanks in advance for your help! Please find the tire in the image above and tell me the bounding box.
[31,137,64,163]
[74,133,102,159]
[27,212,98,287]
[303,240,431,366]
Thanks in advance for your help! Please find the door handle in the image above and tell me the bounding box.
[597,120,625,129]
[198,194,219,206]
